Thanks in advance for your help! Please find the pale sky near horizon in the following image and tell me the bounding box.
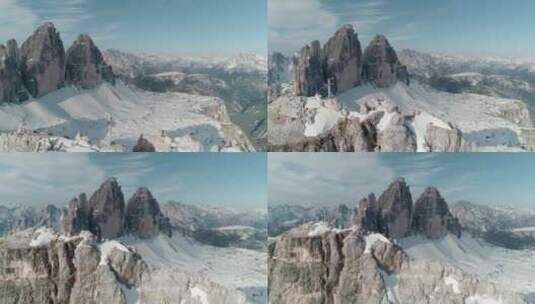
[269,0,535,57]
[0,153,267,210]
[0,0,267,55]
[269,153,535,209]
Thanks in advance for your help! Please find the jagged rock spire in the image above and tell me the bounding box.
[362,34,409,88]
[125,187,171,238]
[412,187,462,238]
[20,22,66,97]
[377,178,413,239]
[322,24,363,94]
[293,26,409,97]
[66,33,115,89]
[354,178,462,240]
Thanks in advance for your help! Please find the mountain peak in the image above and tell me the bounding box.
[66,32,115,89]
[353,178,461,240]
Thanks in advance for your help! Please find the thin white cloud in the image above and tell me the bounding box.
[0,0,103,44]
[268,154,396,206]
[269,0,338,54]
[0,154,107,207]
[269,0,420,54]
[0,0,38,42]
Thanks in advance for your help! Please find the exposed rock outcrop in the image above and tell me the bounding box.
[353,194,380,231]
[412,187,462,239]
[425,124,471,152]
[295,41,324,97]
[132,135,156,152]
[322,24,362,95]
[0,229,148,304]
[0,39,28,103]
[20,22,66,98]
[88,178,125,239]
[1,23,115,103]
[62,193,90,236]
[66,34,115,89]
[353,178,462,240]
[376,178,413,239]
[62,179,171,240]
[268,225,407,304]
[269,220,525,304]
[125,187,172,238]
[293,26,408,97]
[362,35,408,88]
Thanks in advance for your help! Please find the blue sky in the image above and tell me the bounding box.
[0,153,267,209]
[269,153,535,209]
[0,0,267,55]
[269,0,535,57]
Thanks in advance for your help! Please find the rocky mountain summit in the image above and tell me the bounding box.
[269,26,535,152]
[66,34,115,89]
[294,25,408,97]
[0,179,262,304]
[62,178,171,240]
[268,178,529,303]
[0,22,115,104]
[354,178,461,240]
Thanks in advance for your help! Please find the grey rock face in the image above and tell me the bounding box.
[0,229,148,304]
[62,193,90,236]
[88,178,125,239]
[425,123,471,152]
[295,40,325,97]
[294,25,365,97]
[322,24,363,95]
[66,34,115,89]
[107,245,148,286]
[269,226,406,304]
[354,194,380,231]
[377,178,413,239]
[353,179,463,240]
[412,187,462,239]
[0,230,89,304]
[362,35,408,88]
[20,22,66,97]
[330,117,376,152]
[0,39,28,103]
[125,187,171,239]
[132,135,156,152]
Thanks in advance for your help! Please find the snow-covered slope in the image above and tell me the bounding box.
[122,233,267,304]
[269,80,535,151]
[339,81,533,149]
[399,234,535,300]
[0,82,253,151]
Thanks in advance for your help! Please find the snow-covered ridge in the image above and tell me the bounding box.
[399,234,535,297]
[270,79,535,151]
[0,81,253,152]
